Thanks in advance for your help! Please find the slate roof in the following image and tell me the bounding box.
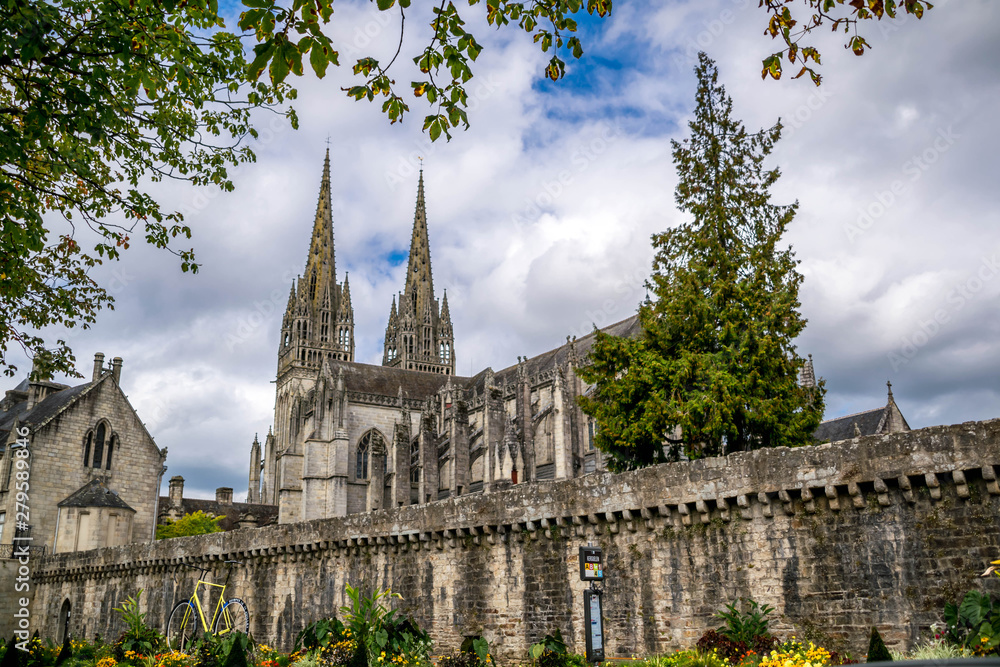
[159,497,279,531]
[58,478,135,511]
[0,381,91,444]
[332,359,461,401]
[473,314,642,393]
[813,408,886,443]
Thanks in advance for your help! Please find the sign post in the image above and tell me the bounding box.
[579,546,605,664]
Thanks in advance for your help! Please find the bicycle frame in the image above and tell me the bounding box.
[179,566,236,634]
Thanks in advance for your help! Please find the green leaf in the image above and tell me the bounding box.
[310,43,330,77]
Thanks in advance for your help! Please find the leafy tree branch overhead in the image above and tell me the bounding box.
[239,0,612,142]
[0,0,294,378]
[759,0,933,85]
[0,0,934,380]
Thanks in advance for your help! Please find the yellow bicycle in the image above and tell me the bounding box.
[167,560,249,649]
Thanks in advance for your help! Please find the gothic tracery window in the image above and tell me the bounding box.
[356,432,371,479]
[410,438,420,484]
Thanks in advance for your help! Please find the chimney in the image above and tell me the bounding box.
[111,357,123,384]
[26,357,51,410]
[168,476,185,507]
[92,353,106,382]
[215,487,233,505]
[238,513,258,529]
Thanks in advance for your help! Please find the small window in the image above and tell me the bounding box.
[588,420,597,450]
[410,438,420,484]
[0,512,6,542]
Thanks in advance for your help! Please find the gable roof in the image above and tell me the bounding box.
[0,372,163,459]
[813,384,910,443]
[58,478,136,511]
[332,360,458,402]
[813,407,888,443]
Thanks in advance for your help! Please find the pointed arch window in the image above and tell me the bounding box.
[339,328,349,348]
[410,438,420,484]
[83,432,93,466]
[356,434,369,479]
[356,430,383,480]
[320,311,330,342]
[106,435,116,470]
[92,423,107,469]
[309,270,318,300]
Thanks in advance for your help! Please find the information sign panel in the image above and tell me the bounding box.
[579,546,603,581]
[584,589,604,663]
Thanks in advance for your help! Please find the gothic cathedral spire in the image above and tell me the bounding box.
[278,150,355,378]
[382,170,455,375]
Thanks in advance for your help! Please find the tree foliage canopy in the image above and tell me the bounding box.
[0,0,292,378]
[156,510,224,539]
[0,0,934,380]
[760,0,933,85]
[578,53,825,471]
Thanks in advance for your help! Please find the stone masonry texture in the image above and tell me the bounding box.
[31,419,1000,658]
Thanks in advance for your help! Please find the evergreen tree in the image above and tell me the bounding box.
[866,627,893,662]
[578,53,824,470]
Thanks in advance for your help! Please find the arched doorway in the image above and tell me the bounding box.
[58,598,71,643]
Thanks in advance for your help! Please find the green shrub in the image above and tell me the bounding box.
[715,600,774,645]
[646,649,730,667]
[156,511,224,540]
[438,637,494,667]
[944,590,1000,655]
[111,590,163,659]
[296,619,349,653]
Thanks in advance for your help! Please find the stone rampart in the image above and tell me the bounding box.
[31,419,1000,658]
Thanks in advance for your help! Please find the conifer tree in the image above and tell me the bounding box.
[578,53,824,470]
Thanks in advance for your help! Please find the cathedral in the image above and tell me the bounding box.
[249,152,619,523]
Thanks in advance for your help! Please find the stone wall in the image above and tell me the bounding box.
[31,419,1000,658]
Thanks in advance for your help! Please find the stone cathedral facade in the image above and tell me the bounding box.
[249,153,620,523]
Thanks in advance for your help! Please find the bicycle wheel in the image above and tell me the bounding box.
[166,601,197,650]
[213,598,249,636]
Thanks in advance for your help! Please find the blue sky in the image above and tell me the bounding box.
[11,0,1000,500]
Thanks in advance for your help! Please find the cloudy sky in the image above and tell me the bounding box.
[13,0,1000,500]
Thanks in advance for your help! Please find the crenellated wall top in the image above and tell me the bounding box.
[33,418,1000,581]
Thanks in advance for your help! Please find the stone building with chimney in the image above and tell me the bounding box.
[0,355,167,553]
[159,476,277,531]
